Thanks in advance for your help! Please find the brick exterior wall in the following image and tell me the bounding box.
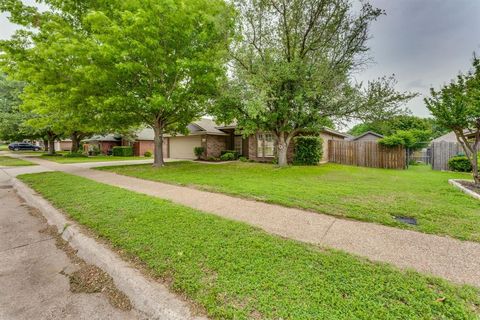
[132,139,168,157]
[59,141,72,151]
[99,141,120,155]
[204,135,226,158]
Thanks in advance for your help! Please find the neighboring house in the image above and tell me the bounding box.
[430,130,476,171]
[84,135,122,154]
[431,131,458,143]
[349,131,384,142]
[53,139,73,151]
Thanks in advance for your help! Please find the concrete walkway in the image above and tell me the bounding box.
[0,171,143,320]
[7,157,480,288]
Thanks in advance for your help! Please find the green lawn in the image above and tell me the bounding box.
[0,156,35,166]
[19,172,480,319]
[41,155,149,164]
[0,144,9,151]
[98,162,480,242]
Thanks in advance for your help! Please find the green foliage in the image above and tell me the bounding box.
[379,130,431,150]
[293,136,323,165]
[239,156,248,162]
[448,156,473,172]
[144,151,152,158]
[112,146,133,157]
[20,171,480,319]
[0,74,37,141]
[349,115,448,139]
[193,147,205,159]
[221,150,239,159]
[63,152,88,158]
[220,152,235,161]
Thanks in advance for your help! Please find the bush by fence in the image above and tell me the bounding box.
[293,136,323,165]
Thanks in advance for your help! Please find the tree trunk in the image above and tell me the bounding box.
[70,132,81,153]
[473,147,479,186]
[276,132,289,167]
[43,139,49,152]
[46,131,57,155]
[152,121,165,167]
[48,138,56,155]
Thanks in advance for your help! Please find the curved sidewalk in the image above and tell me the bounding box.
[7,157,480,288]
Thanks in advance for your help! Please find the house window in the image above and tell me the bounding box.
[234,136,243,155]
[257,133,275,157]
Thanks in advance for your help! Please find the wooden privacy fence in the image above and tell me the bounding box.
[431,141,462,171]
[328,140,406,169]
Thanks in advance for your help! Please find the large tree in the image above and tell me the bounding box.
[0,0,108,154]
[425,56,480,185]
[81,0,234,166]
[214,0,415,166]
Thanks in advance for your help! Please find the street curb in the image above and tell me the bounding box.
[12,177,206,320]
[449,179,480,200]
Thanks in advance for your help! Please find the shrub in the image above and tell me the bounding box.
[239,156,248,162]
[220,152,236,161]
[448,156,472,172]
[221,150,239,160]
[194,147,205,159]
[207,156,220,161]
[293,136,323,165]
[64,152,88,158]
[112,146,133,157]
[144,151,152,157]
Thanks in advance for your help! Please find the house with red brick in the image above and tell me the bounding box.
[84,118,348,162]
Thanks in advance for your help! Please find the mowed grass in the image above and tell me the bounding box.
[0,155,34,166]
[0,144,9,151]
[99,162,480,242]
[41,155,148,164]
[19,172,480,319]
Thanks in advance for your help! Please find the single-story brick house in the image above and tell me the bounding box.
[83,118,348,162]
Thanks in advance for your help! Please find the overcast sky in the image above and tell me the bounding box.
[1,0,479,118]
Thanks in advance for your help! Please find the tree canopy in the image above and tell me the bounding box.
[213,0,416,166]
[349,115,448,139]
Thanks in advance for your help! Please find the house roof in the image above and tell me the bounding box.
[84,134,121,142]
[322,127,350,138]
[125,118,229,141]
[351,131,384,141]
[431,131,457,143]
[431,130,476,143]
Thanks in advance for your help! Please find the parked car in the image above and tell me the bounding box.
[8,142,42,151]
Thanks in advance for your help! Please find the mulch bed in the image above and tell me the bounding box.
[457,180,480,196]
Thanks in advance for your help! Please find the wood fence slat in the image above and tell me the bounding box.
[328,140,406,169]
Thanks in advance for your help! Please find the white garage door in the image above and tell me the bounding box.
[169,136,202,159]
